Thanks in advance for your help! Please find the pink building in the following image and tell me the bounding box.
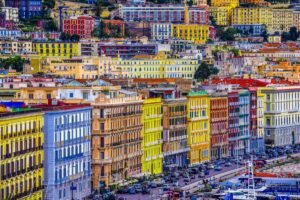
[30,32,61,40]
[63,15,95,39]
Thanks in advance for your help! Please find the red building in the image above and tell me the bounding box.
[63,15,95,39]
[228,91,240,157]
[209,92,229,160]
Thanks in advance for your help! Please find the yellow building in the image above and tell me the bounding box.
[209,6,232,26]
[187,91,210,165]
[0,108,44,200]
[47,57,101,79]
[118,54,199,79]
[272,9,294,33]
[142,98,163,175]
[32,42,79,58]
[15,87,57,104]
[232,7,273,31]
[172,24,209,44]
[211,0,239,8]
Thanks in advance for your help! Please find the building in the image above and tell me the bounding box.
[208,92,228,160]
[272,9,294,33]
[187,91,210,165]
[232,24,266,36]
[92,94,143,188]
[47,57,101,79]
[32,42,79,58]
[15,86,57,104]
[162,98,189,168]
[0,28,22,39]
[265,62,300,83]
[263,86,300,147]
[119,4,208,24]
[0,39,32,54]
[5,0,42,19]
[209,6,232,26]
[238,90,251,155]
[30,32,61,40]
[0,7,19,22]
[0,12,6,28]
[34,101,92,200]
[172,24,209,44]
[151,23,172,41]
[228,91,240,157]
[0,105,44,200]
[232,7,273,32]
[255,88,265,153]
[98,43,158,58]
[211,0,239,7]
[63,16,95,39]
[142,98,163,175]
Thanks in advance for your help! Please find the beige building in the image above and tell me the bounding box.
[272,9,294,33]
[92,94,143,188]
[0,40,32,54]
[0,7,19,22]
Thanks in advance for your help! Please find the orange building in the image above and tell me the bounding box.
[265,62,300,83]
[91,94,143,188]
[209,92,229,160]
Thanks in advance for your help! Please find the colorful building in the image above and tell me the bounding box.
[172,24,209,44]
[32,42,79,58]
[187,91,210,165]
[256,88,265,153]
[0,39,32,55]
[15,86,57,104]
[0,7,19,22]
[151,23,172,41]
[232,7,273,31]
[162,98,189,168]
[63,16,95,39]
[142,98,163,175]
[0,105,44,200]
[228,91,240,157]
[272,9,294,33]
[262,86,300,147]
[119,4,208,24]
[265,62,300,83]
[91,94,143,188]
[33,101,92,200]
[209,6,232,26]
[238,90,251,155]
[211,0,239,8]
[209,92,228,160]
[5,0,42,19]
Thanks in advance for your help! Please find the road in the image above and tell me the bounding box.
[116,165,242,200]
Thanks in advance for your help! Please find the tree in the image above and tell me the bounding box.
[60,32,71,41]
[289,26,299,41]
[0,56,26,72]
[194,62,219,81]
[209,16,217,27]
[95,0,104,17]
[44,20,58,31]
[70,34,80,42]
[220,27,239,41]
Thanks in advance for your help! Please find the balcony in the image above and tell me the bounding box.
[93,158,112,164]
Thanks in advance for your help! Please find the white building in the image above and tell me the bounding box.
[151,23,172,41]
[0,7,19,22]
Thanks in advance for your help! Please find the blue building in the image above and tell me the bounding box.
[232,24,266,36]
[38,101,92,200]
[0,28,22,38]
[5,0,42,19]
[85,0,96,4]
[238,90,251,156]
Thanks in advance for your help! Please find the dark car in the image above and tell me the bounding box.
[128,186,136,194]
[142,188,150,195]
[214,166,222,171]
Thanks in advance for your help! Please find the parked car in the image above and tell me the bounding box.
[128,186,136,194]
[225,162,232,167]
[142,188,150,195]
[214,166,222,171]
[163,184,171,191]
[207,164,215,169]
[134,184,143,193]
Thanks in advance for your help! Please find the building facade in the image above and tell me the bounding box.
[187,91,210,165]
[172,24,209,44]
[41,102,92,200]
[151,23,172,41]
[32,42,79,58]
[0,7,19,22]
[63,16,95,39]
[162,98,189,168]
[142,98,163,175]
[263,86,300,147]
[5,0,42,19]
[0,108,44,200]
[209,93,229,160]
[92,95,143,188]
[228,91,240,157]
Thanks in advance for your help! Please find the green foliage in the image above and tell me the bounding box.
[0,56,26,72]
[220,27,239,41]
[43,20,58,31]
[209,16,217,27]
[194,61,219,81]
[59,32,80,42]
[93,21,125,38]
[42,0,55,9]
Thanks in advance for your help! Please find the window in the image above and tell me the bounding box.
[266,130,271,136]
[100,137,104,147]
[100,123,104,131]
[100,152,104,159]
[69,93,74,98]
[29,94,34,99]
